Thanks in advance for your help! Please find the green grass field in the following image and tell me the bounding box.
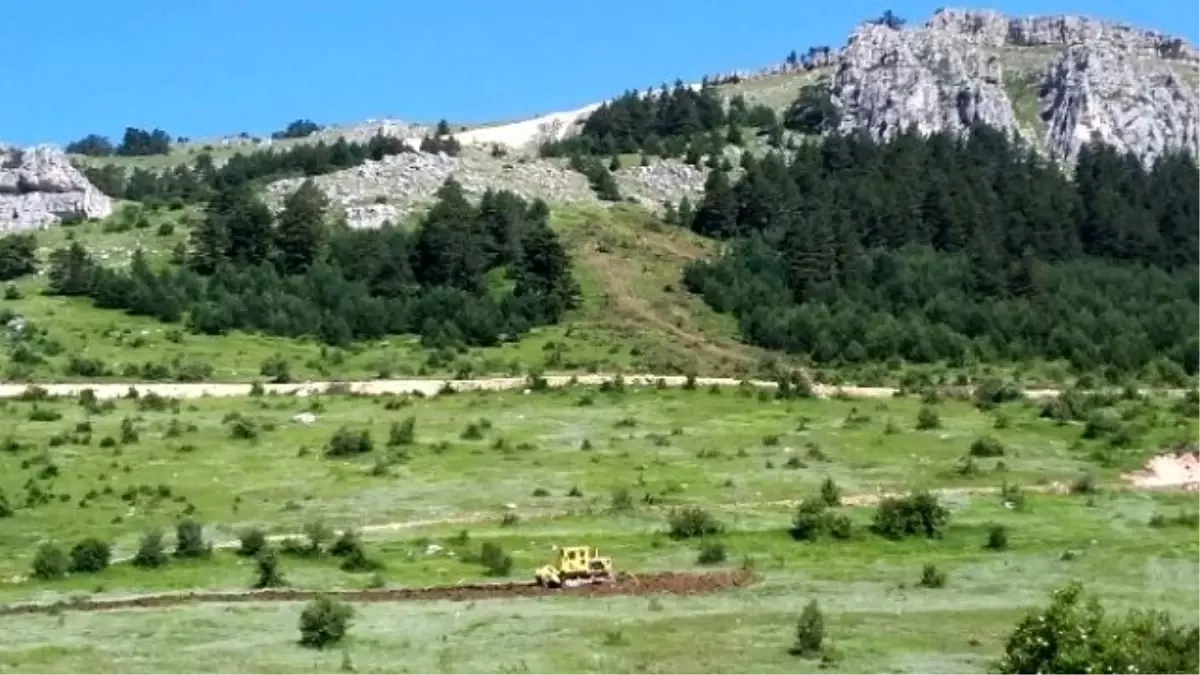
[0,380,1195,672]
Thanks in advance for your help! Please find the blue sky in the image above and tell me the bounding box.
[5,0,1197,146]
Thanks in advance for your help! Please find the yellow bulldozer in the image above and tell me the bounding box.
[534,545,615,588]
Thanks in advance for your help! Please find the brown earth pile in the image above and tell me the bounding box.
[0,570,755,616]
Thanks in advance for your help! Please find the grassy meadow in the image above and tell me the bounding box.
[0,378,1195,672]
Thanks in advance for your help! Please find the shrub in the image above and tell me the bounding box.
[790,599,824,657]
[304,520,333,555]
[339,544,383,573]
[238,527,268,557]
[326,427,372,457]
[667,507,724,539]
[973,378,1022,410]
[870,491,949,539]
[985,524,1009,550]
[386,417,415,446]
[31,542,68,580]
[1070,471,1099,494]
[609,487,634,513]
[696,540,727,565]
[996,582,1199,674]
[68,538,111,573]
[916,406,941,430]
[131,530,169,568]
[298,595,354,649]
[119,416,139,444]
[0,489,12,518]
[329,529,362,557]
[479,541,513,576]
[969,436,1006,458]
[918,563,946,588]
[226,415,258,440]
[253,547,286,588]
[174,518,211,558]
[818,476,841,507]
[790,500,853,541]
[28,407,62,422]
[790,500,829,541]
[259,354,291,383]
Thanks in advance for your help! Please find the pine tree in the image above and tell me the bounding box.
[692,169,738,238]
[275,179,329,274]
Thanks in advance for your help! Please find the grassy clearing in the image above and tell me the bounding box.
[715,69,832,112]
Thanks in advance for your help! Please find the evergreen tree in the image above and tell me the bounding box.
[275,179,329,274]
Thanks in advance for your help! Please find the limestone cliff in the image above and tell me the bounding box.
[827,8,1199,165]
[0,145,113,231]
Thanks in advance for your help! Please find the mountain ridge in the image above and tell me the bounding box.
[2,7,1197,231]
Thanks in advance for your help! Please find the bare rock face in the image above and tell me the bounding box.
[831,23,1017,142]
[1039,46,1199,165]
[927,8,1198,60]
[265,151,711,229]
[0,145,113,231]
[826,9,1198,166]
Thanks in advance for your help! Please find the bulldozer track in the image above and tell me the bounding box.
[0,570,756,617]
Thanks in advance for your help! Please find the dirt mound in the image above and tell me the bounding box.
[0,570,755,617]
[1122,448,1200,490]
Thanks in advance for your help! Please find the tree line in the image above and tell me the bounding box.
[681,125,1199,378]
[45,178,579,348]
[540,81,778,159]
[66,127,175,157]
[81,133,410,205]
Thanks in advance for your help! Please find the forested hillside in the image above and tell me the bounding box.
[681,126,1199,378]
[43,179,578,349]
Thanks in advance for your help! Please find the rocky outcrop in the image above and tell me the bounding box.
[826,9,1199,166]
[265,151,709,228]
[927,8,1198,60]
[1039,45,1199,166]
[0,145,113,231]
[830,23,1017,142]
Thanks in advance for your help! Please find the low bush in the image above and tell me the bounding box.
[298,595,354,649]
[870,491,949,539]
[918,563,946,588]
[131,530,169,569]
[326,427,373,457]
[68,538,111,573]
[480,541,513,576]
[789,599,824,657]
[31,542,68,580]
[696,540,728,565]
[667,507,723,539]
[174,518,211,558]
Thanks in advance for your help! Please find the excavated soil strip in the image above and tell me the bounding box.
[0,570,755,617]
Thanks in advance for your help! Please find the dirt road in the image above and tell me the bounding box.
[0,373,1183,400]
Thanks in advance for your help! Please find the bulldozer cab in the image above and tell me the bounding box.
[536,545,614,587]
[555,546,601,573]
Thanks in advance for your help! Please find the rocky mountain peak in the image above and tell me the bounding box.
[0,145,113,231]
[827,8,1198,166]
[927,8,1198,60]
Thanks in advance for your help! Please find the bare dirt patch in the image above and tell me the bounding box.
[1122,448,1200,491]
[0,570,755,616]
